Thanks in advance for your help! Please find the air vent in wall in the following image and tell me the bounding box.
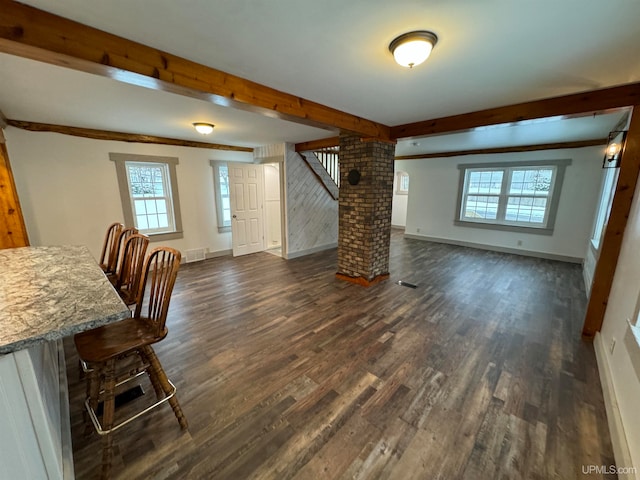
[185,248,206,263]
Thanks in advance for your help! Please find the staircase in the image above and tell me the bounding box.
[299,146,340,200]
[314,147,340,188]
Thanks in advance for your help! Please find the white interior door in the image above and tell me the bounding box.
[229,162,265,256]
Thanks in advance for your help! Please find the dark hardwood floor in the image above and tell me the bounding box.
[65,231,615,479]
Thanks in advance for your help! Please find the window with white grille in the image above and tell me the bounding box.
[210,160,231,232]
[396,171,409,194]
[125,162,175,233]
[111,153,183,241]
[455,159,571,234]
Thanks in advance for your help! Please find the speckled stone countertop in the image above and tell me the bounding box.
[0,245,131,354]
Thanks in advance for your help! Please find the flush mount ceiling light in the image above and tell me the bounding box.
[193,122,215,134]
[389,31,438,68]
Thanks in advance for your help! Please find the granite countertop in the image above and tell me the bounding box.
[0,245,131,354]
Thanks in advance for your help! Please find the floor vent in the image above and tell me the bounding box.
[397,280,417,289]
[185,248,206,263]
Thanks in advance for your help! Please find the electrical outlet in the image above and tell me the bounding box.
[517,240,523,246]
[417,227,421,233]
[610,338,616,354]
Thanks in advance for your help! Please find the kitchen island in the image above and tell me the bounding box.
[0,245,131,479]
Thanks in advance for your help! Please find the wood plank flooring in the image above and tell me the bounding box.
[65,231,616,479]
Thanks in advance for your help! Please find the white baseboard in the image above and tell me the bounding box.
[205,249,232,260]
[403,233,582,264]
[594,333,636,478]
[284,242,337,259]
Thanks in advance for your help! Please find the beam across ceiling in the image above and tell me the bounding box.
[295,137,340,152]
[7,120,254,152]
[394,138,607,160]
[391,85,640,139]
[583,106,640,337]
[0,0,390,140]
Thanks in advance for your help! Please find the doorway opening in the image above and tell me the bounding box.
[228,161,284,257]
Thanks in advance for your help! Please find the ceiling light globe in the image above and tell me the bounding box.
[389,31,438,69]
[193,122,214,134]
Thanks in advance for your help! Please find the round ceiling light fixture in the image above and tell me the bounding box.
[389,31,438,68]
[193,122,215,134]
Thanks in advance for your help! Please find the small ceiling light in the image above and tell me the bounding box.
[389,31,438,68]
[193,122,215,135]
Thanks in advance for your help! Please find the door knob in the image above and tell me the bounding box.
[232,214,237,218]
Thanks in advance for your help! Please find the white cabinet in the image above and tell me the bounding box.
[0,339,74,479]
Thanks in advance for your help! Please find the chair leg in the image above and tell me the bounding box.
[141,346,188,430]
[138,349,164,400]
[101,358,117,480]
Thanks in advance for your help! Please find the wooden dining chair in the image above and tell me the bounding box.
[105,226,138,283]
[110,233,149,306]
[99,222,123,275]
[74,247,187,479]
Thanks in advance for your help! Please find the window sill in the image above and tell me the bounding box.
[147,231,184,242]
[625,320,640,384]
[454,220,553,236]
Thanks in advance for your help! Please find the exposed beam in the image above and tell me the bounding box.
[395,138,607,160]
[0,0,390,140]
[6,120,254,152]
[583,106,640,337]
[0,139,29,248]
[295,137,340,152]
[391,85,640,139]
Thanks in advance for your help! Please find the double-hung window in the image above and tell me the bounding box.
[111,153,183,241]
[210,160,231,232]
[396,171,409,195]
[126,162,175,233]
[455,159,570,234]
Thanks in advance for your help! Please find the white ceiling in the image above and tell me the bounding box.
[1,0,639,153]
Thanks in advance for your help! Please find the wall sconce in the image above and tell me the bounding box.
[603,130,627,168]
[193,122,215,135]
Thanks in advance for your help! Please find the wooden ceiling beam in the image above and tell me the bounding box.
[391,85,640,139]
[7,120,254,152]
[395,138,607,160]
[295,137,340,152]
[0,0,390,140]
[583,106,640,337]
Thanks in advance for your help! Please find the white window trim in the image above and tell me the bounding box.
[455,159,571,235]
[111,153,183,241]
[210,160,231,233]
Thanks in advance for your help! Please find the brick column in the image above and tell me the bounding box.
[336,133,395,286]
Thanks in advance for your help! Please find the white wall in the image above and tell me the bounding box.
[398,146,603,260]
[391,170,408,228]
[264,162,282,249]
[598,179,640,475]
[283,143,338,258]
[5,128,252,261]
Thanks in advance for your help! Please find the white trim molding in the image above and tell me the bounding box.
[594,333,636,478]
